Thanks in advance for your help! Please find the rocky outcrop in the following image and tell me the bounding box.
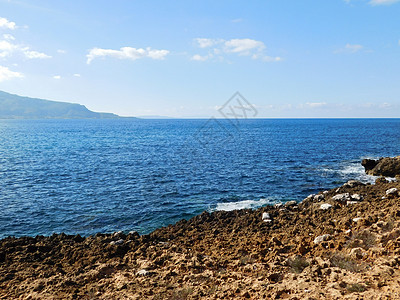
[1,179,400,299]
[362,156,400,177]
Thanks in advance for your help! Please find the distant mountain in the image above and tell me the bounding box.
[0,91,121,119]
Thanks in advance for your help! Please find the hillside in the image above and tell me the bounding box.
[0,91,120,119]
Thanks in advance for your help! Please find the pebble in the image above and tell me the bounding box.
[352,217,362,223]
[314,194,325,202]
[347,201,359,205]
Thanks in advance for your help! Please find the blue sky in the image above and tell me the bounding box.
[0,0,399,118]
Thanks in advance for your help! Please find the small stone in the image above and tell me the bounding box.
[347,201,359,205]
[136,269,149,276]
[110,239,124,246]
[314,194,325,202]
[343,180,365,188]
[274,203,283,208]
[320,203,333,210]
[262,212,271,222]
[351,194,363,201]
[332,193,351,202]
[350,247,364,259]
[386,188,398,195]
[313,234,332,244]
[284,200,297,207]
[352,217,362,223]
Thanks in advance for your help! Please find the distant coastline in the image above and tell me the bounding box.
[0,90,127,119]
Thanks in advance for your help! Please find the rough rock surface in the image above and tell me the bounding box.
[1,179,400,299]
[362,156,400,177]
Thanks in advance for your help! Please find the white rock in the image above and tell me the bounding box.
[136,269,149,276]
[347,201,359,205]
[352,217,362,223]
[351,194,363,201]
[110,239,124,245]
[284,200,297,207]
[313,234,332,244]
[343,180,365,188]
[323,190,329,194]
[386,188,398,195]
[332,193,351,202]
[320,203,333,210]
[113,231,123,237]
[262,212,271,222]
[274,203,283,208]
[315,194,325,202]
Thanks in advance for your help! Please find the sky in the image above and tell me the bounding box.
[0,0,399,118]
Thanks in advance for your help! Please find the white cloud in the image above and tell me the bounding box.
[23,49,51,59]
[0,65,23,82]
[73,73,81,77]
[57,49,66,54]
[224,38,265,55]
[191,54,210,61]
[53,75,61,79]
[194,38,219,48]
[369,0,400,5]
[305,102,327,108]
[335,43,364,54]
[231,18,243,23]
[86,46,169,64]
[3,34,15,41]
[0,17,16,30]
[193,38,281,62]
[0,40,18,57]
[0,39,51,59]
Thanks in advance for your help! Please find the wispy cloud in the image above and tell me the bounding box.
[86,46,169,64]
[0,39,51,59]
[345,0,400,5]
[73,73,81,77]
[53,75,61,79]
[192,38,281,62]
[0,17,17,30]
[0,65,23,82]
[335,43,364,54]
[305,102,327,108]
[369,0,400,5]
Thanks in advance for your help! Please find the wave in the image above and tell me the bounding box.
[322,159,378,184]
[214,198,273,212]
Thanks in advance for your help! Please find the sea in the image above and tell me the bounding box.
[1,118,399,239]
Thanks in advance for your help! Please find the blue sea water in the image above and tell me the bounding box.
[0,118,400,239]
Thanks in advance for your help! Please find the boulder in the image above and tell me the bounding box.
[362,156,400,177]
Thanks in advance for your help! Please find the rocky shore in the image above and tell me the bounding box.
[1,177,400,299]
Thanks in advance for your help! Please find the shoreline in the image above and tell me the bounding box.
[1,176,400,299]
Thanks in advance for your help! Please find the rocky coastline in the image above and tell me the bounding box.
[1,160,400,299]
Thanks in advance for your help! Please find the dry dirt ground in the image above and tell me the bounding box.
[1,177,400,299]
